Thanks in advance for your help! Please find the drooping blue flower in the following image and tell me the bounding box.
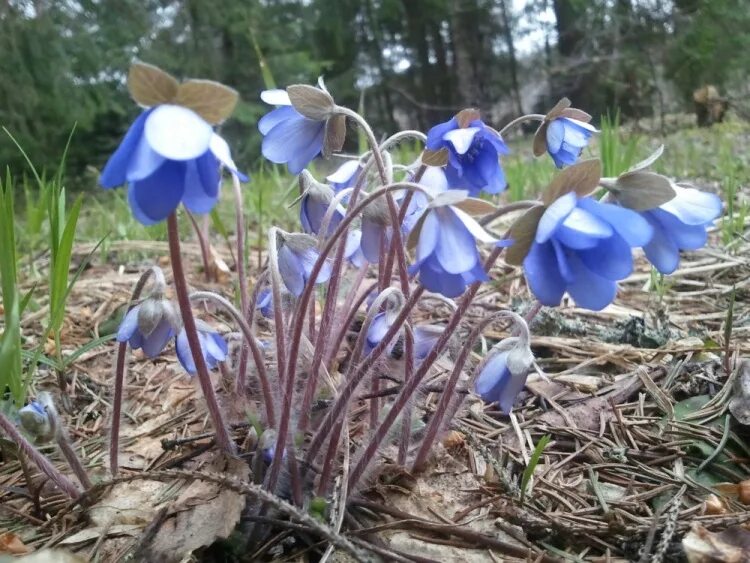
[175,322,228,375]
[276,233,333,297]
[412,324,444,361]
[398,166,448,234]
[117,297,181,358]
[259,89,325,175]
[425,110,509,196]
[360,199,392,264]
[523,192,653,311]
[639,184,722,274]
[100,105,245,225]
[345,230,367,268]
[300,181,345,236]
[409,194,500,297]
[365,312,397,355]
[256,289,274,319]
[474,317,534,413]
[545,117,597,169]
[327,160,361,193]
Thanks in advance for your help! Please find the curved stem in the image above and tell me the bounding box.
[336,106,389,185]
[185,210,213,282]
[411,311,520,471]
[232,173,252,396]
[0,411,79,498]
[189,291,275,427]
[267,228,288,387]
[110,266,163,476]
[380,130,427,151]
[265,183,427,494]
[499,114,545,136]
[347,247,504,490]
[325,279,378,371]
[167,213,235,454]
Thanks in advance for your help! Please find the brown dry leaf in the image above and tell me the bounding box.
[505,205,545,266]
[206,245,231,284]
[613,171,675,211]
[0,532,31,555]
[287,84,335,120]
[175,80,239,124]
[456,108,481,128]
[543,158,602,206]
[683,524,750,563]
[128,62,178,107]
[89,479,166,526]
[422,148,449,167]
[142,455,249,562]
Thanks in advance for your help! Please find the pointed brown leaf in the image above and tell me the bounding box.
[422,148,449,167]
[612,171,676,211]
[505,205,545,266]
[453,198,497,216]
[545,97,571,120]
[175,80,239,124]
[560,107,592,123]
[407,211,429,250]
[322,114,346,158]
[532,123,548,157]
[287,84,335,120]
[542,158,602,206]
[456,108,481,128]
[128,62,179,107]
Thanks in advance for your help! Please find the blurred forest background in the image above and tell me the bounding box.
[1,0,748,182]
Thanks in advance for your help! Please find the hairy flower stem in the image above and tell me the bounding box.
[189,291,275,427]
[185,210,213,282]
[411,311,518,471]
[326,279,378,371]
[303,287,424,470]
[347,247,504,490]
[336,106,389,186]
[167,213,235,454]
[499,114,545,136]
[397,326,415,465]
[110,266,163,475]
[232,173,253,396]
[53,421,92,490]
[267,228,288,388]
[266,183,427,495]
[0,411,79,498]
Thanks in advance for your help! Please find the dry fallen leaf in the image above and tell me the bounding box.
[683,524,750,562]
[0,532,31,555]
[1,549,85,563]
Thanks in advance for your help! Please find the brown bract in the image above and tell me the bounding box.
[127,61,239,125]
[456,108,481,128]
[287,84,336,121]
[610,171,676,211]
[533,97,594,157]
[422,147,449,167]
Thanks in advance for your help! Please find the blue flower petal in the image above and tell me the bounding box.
[425,117,458,150]
[262,115,324,173]
[578,198,653,247]
[361,219,386,264]
[182,155,220,214]
[652,208,709,250]
[176,329,195,374]
[278,245,305,297]
[566,253,617,310]
[117,306,140,342]
[259,106,298,135]
[523,241,566,306]
[100,109,153,188]
[661,187,722,225]
[475,351,510,401]
[434,208,478,274]
[126,135,166,182]
[128,161,186,225]
[642,213,680,274]
[141,318,174,358]
[579,234,633,280]
[536,192,577,243]
[286,124,326,175]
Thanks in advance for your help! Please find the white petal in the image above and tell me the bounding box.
[418,166,448,194]
[261,89,291,106]
[209,133,238,172]
[126,135,165,181]
[536,192,576,243]
[452,207,497,244]
[661,184,722,225]
[443,127,480,155]
[326,159,360,183]
[144,104,213,161]
[562,117,598,132]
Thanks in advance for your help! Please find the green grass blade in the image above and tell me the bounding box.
[520,434,551,503]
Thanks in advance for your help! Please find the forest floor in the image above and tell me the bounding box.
[1,117,750,562]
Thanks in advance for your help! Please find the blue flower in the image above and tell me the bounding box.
[640,185,722,274]
[425,110,509,196]
[398,166,448,234]
[327,160,361,193]
[175,322,228,375]
[545,117,596,168]
[300,180,345,236]
[345,230,367,268]
[523,192,653,310]
[365,312,396,355]
[409,194,499,297]
[413,324,443,361]
[259,89,326,175]
[276,233,333,297]
[360,199,392,264]
[117,297,180,358]
[100,105,245,225]
[474,322,534,413]
[256,289,274,319]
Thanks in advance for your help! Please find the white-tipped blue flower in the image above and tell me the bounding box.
[533,98,597,169]
[176,321,228,375]
[298,172,345,236]
[640,184,722,274]
[474,314,534,414]
[117,294,181,358]
[276,232,333,297]
[256,288,274,319]
[327,160,361,193]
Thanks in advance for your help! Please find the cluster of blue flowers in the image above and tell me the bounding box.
[101,66,722,417]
